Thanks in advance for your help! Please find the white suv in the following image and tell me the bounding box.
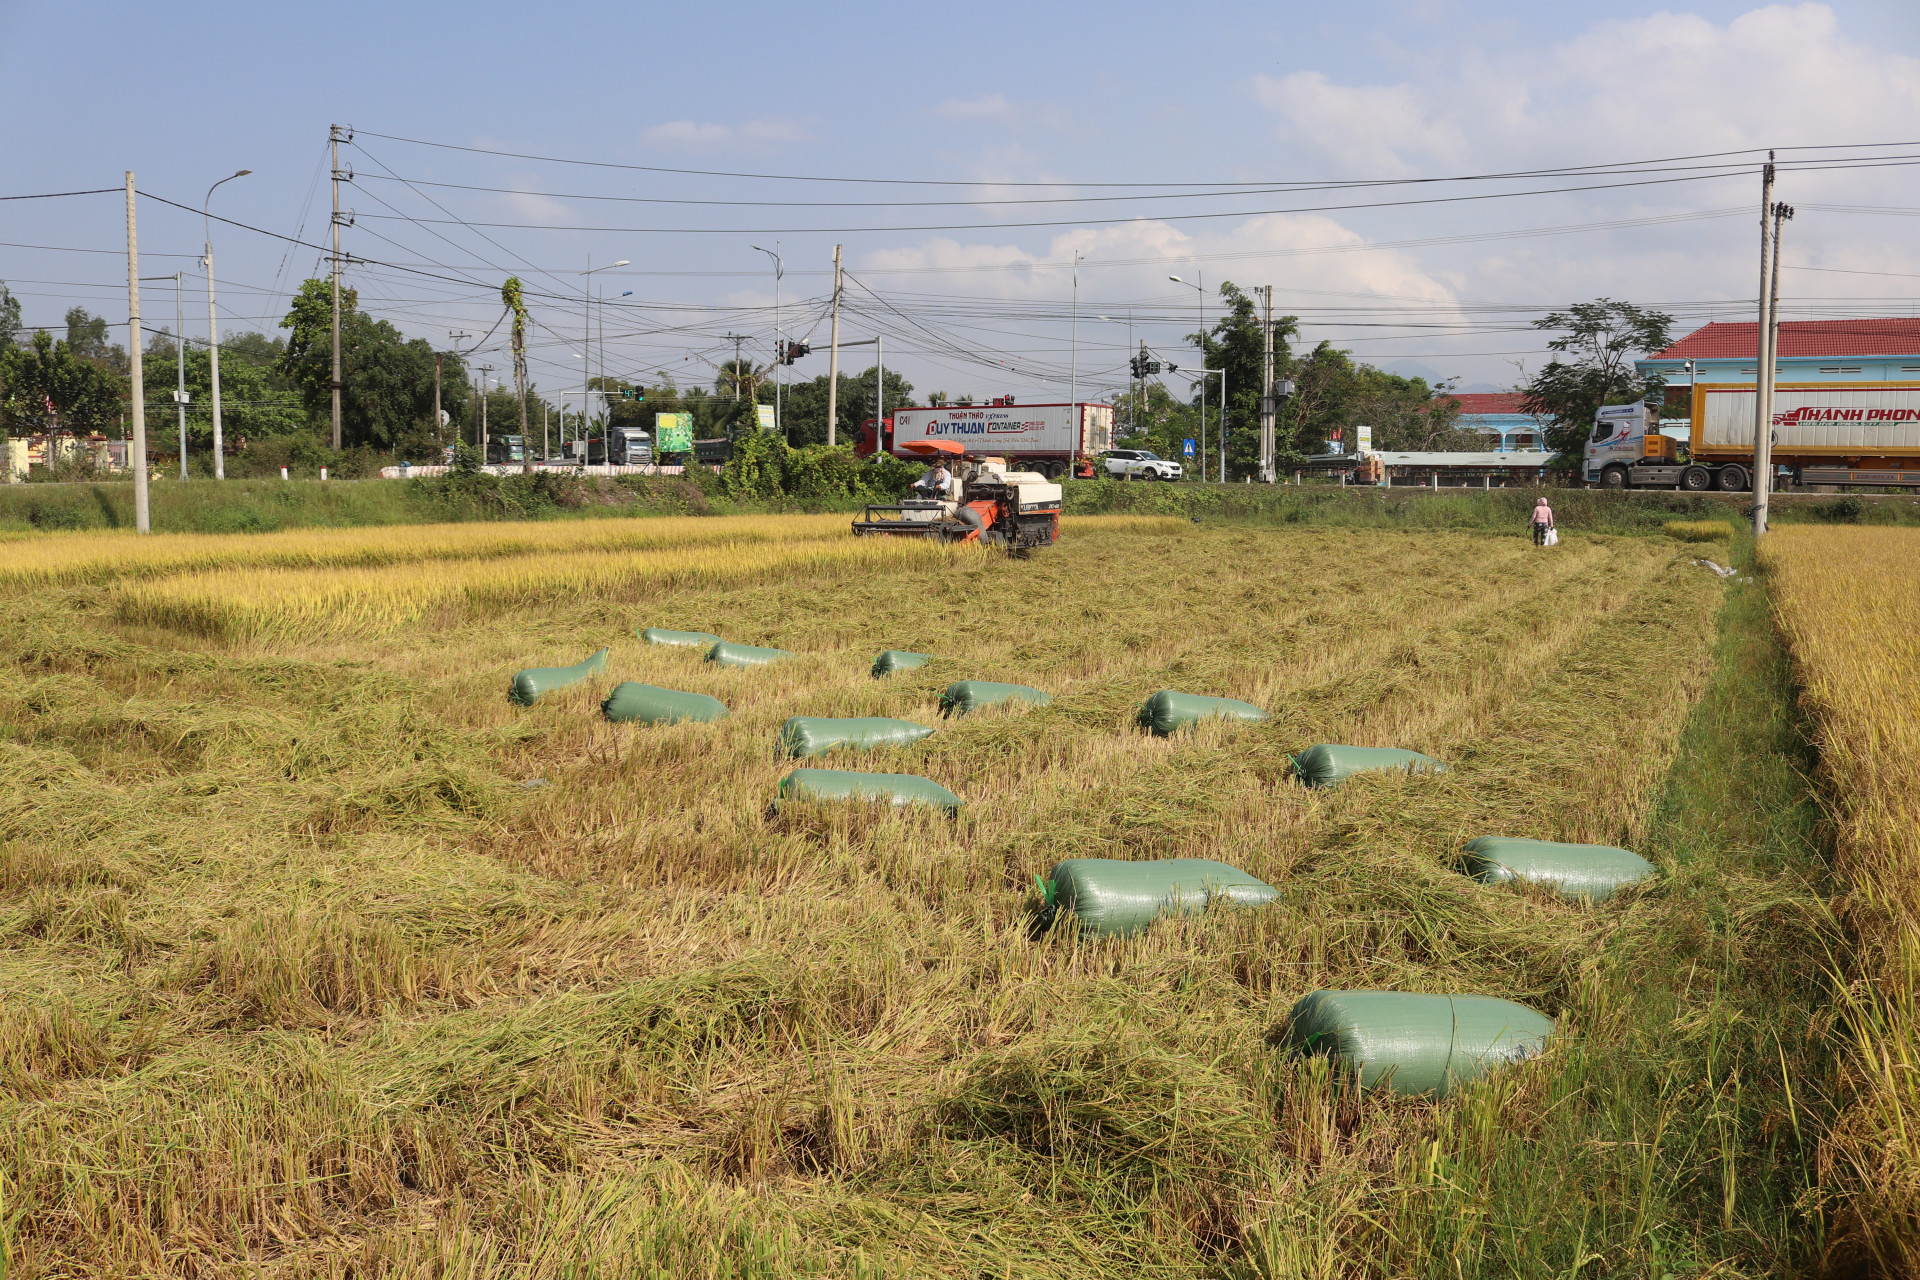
[1101,449,1183,481]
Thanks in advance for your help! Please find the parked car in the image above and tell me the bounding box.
[1101,448,1182,481]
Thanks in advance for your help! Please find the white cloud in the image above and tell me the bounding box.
[936,94,1017,123]
[932,94,1070,133]
[1250,4,1920,179]
[863,214,1462,333]
[642,118,815,150]
[1250,72,1464,174]
[496,188,577,225]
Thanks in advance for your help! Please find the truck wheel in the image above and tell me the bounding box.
[1600,464,1629,491]
[1680,466,1711,492]
[1716,464,1750,492]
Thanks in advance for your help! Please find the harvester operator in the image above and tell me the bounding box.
[912,462,957,501]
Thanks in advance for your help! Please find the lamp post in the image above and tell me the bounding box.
[1070,251,1084,430]
[1169,273,1207,480]
[202,169,250,479]
[172,272,187,479]
[579,257,629,457]
[1194,369,1225,482]
[751,244,783,437]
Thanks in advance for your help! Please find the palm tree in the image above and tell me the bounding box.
[501,277,533,472]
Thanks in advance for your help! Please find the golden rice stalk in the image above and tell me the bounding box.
[0,513,855,586]
[1663,520,1732,543]
[116,535,969,640]
[1762,525,1920,1268]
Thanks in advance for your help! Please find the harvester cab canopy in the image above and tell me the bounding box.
[898,439,964,459]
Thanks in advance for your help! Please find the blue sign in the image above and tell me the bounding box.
[1182,438,1195,457]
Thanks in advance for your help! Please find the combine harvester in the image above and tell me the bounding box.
[850,440,1062,550]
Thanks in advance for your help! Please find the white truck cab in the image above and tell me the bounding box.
[1586,401,1756,492]
[1584,404,1654,479]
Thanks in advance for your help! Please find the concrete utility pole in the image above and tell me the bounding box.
[723,333,747,401]
[203,167,249,479]
[876,335,884,441]
[1138,339,1149,440]
[579,256,629,451]
[1170,272,1206,480]
[330,125,349,451]
[1757,199,1794,535]
[433,352,442,448]
[447,329,470,459]
[125,172,150,534]
[1069,250,1082,426]
[174,272,187,480]
[1218,369,1227,481]
[752,243,783,435]
[826,244,842,446]
[478,365,494,456]
[1260,284,1276,484]
[1751,155,1775,539]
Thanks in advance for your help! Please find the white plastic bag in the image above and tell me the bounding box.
[1544,527,1559,547]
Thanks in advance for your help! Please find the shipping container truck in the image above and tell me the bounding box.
[1586,380,1920,491]
[855,402,1113,480]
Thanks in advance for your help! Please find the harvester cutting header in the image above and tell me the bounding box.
[851,440,1062,550]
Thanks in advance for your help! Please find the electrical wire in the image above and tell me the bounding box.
[352,129,1920,188]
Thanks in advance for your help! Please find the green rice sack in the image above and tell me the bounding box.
[1280,990,1554,1097]
[508,648,610,706]
[1461,836,1655,903]
[938,679,1050,718]
[777,768,960,813]
[871,650,932,678]
[1290,744,1447,788]
[601,682,728,725]
[707,641,795,669]
[1040,857,1278,936]
[638,627,723,648]
[778,716,935,758]
[1136,690,1269,736]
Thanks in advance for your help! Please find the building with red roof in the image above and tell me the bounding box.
[1638,319,1920,385]
[1445,391,1548,450]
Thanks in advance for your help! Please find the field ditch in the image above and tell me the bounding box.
[0,516,1853,1276]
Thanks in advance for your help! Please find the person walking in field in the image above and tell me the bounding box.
[1531,495,1556,546]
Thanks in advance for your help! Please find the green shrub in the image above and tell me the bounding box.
[720,434,913,503]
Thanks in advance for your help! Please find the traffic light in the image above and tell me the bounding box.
[1128,355,1144,378]
[619,387,646,401]
[781,340,811,365]
[1143,359,1161,375]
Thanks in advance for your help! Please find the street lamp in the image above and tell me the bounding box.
[579,257,629,453]
[1170,274,1209,480]
[1069,251,1085,428]
[1192,368,1225,483]
[1159,274,1205,479]
[203,168,250,479]
[751,244,784,437]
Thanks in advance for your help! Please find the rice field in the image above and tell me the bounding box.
[0,514,1845,1277]
[1763,525,1920,1273]
[0,513,861,587]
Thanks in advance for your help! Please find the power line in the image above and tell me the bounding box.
[0,187,120,201]
[353,128,1920,188]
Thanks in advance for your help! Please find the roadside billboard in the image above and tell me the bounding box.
[654,412,694,453]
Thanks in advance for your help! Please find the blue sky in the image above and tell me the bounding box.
[6,0,1919,405]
